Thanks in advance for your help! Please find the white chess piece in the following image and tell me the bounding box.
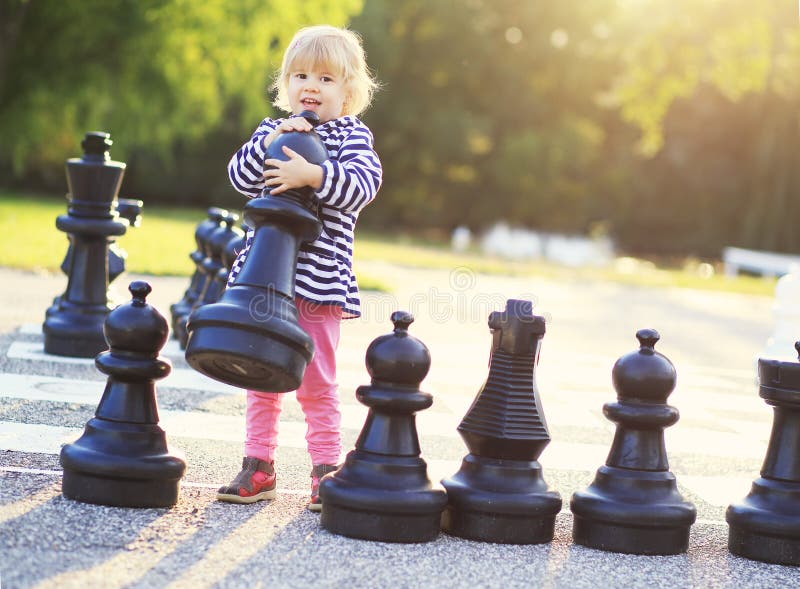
[451,226,471,253]
[760,263,800,362]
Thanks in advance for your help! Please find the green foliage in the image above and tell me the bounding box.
[353,0,628,234]
[611,0,797,155]
[0,0,362,178]
[350,0,800,256]
[0,190,776,297]
[609,0,800,255]
[3,0,800,258]
[0,191,204,274]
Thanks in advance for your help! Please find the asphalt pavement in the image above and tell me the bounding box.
[1,263,799,588]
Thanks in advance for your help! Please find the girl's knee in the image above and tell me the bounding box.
[296,384,339,406]
[247,389,283,410]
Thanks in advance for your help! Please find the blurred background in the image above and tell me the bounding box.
[1,0,798,260]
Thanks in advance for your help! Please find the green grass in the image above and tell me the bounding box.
[0,191,394,290]
[0,190,777,296]
[0,192,201,276]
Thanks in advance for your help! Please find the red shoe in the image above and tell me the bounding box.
[217,457,276,504]
[308,464,339,512]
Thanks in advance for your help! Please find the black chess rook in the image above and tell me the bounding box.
[726,340,800,566]
[570,328,696,555]
[320,311,448,542]
[441,299,561,544]
[60,281,186,507]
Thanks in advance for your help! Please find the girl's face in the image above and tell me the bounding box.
[287,65,349,123]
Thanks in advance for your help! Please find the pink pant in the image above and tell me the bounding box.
[245,298,342,466]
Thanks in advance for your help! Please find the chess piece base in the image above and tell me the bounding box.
[726,477,800,566]
[60,418,186,507]
[572,516,690,555]
[441,455,561,544]
[728,526,800,566]
[443,509,556,545]
[43,311,108,358]
[321,503,443,543]
[320,453,447,543]
[61,470,182,508]
[570,465,696,555]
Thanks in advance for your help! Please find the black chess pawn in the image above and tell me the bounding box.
[170,207,228,336]
[195,211,243,307]
[570,329,696,555]
[320,312,447,542]
[727,341,800,566]
[60,281,186,507]
[116,198,144,228]
[185,110,326,392]
[43,132,130,357]
[107,199,143,308]
[175,211,242,349]
[441,299,561,544]
[213,227,248,295]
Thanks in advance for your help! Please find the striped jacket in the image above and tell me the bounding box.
[227,115,382,318]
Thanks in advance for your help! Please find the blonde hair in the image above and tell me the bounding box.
[271,25,378,117]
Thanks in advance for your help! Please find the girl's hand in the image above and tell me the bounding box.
[263,146,323,194]
[262,117,313,150]
[275,117,313,134]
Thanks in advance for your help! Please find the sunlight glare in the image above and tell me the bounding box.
[550,29,569,49]
[505,26,523,44]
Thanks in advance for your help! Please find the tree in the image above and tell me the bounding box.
[610,0,800,254]
[351,0,629,235]
[0,0,363,189]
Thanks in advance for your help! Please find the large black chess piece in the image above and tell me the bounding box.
[320,312,448,542]
[170,207,228,336]
[441,299,561,544]
[570,329,696,555]
[185,110,326,392]
[43,132,130,357]
[60,281,186,507]
[727,341,800,565]
[175,211,242,349]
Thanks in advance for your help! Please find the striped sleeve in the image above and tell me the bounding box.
[227,118,281,198]
[314,123,382,214]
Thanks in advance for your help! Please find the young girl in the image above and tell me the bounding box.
[217,25,381,511]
